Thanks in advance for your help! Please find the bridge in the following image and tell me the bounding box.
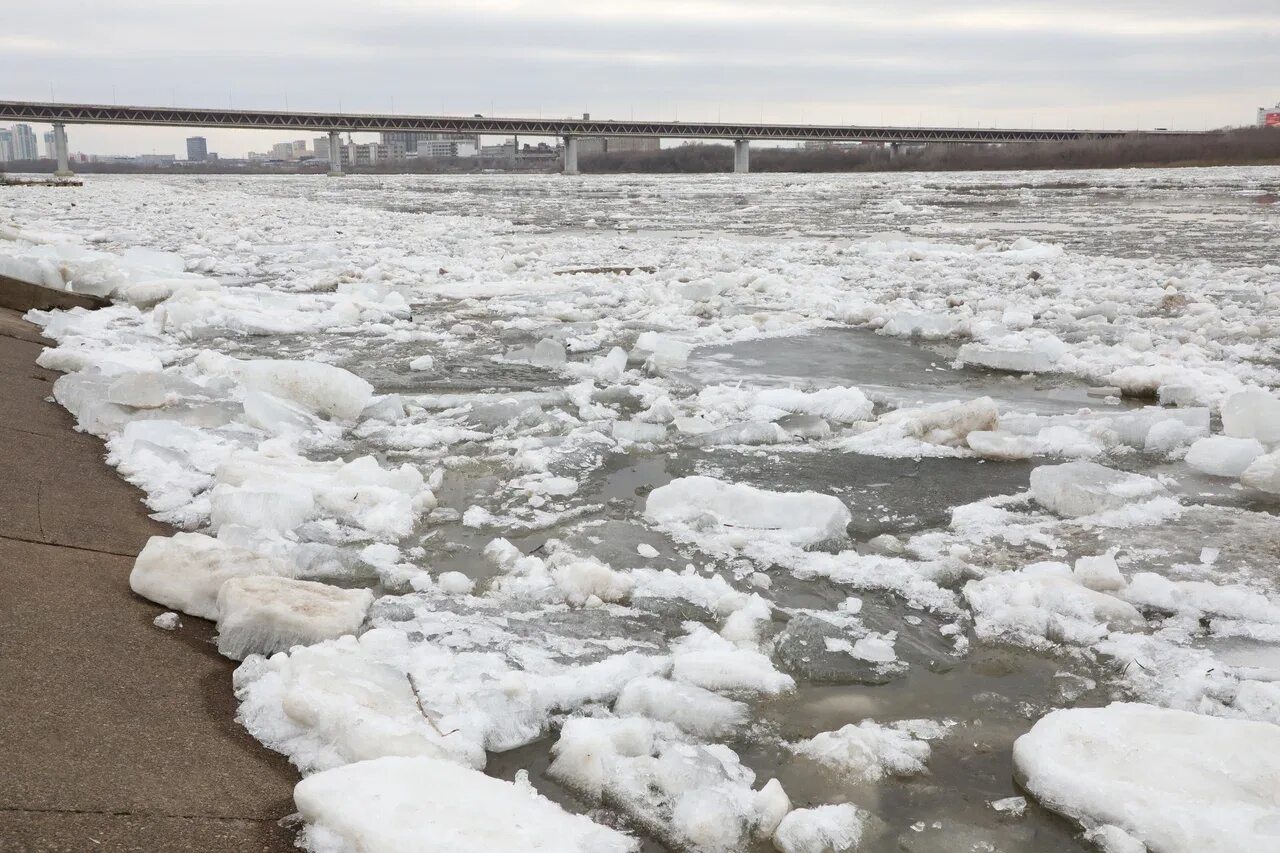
[1,99,1200,177]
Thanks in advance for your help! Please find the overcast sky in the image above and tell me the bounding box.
[5,0,1280,157]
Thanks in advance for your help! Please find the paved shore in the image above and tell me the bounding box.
[0,307,298,852]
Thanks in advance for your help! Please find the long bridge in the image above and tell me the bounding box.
[1,99,1202,177]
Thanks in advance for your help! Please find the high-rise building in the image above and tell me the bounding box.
[186,136,208,161]
[10,124,39,160]
[43,131,56,159]
[0,129,13,162]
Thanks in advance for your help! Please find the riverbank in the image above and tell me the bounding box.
[0,306,298,852]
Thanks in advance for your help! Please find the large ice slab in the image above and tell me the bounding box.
[294,755,638,853]
[1221,390,1280,444]
[1013,703,1280,853]
[1185,436,1265,477]
[964,565,1145,648]
[1028,461,1166,517]
[129,532,290,619]
[215,576,373,660]
[237,359,374,421]
[645,476,851,548]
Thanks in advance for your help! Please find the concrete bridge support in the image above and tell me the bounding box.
[563,135,579,175]
[52,122,73,178]
[733,139,750,174]
[327,131,343,176]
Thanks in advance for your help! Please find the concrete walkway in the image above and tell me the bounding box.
[0,307,298,852]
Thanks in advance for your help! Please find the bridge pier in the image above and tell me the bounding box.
[327,131,343,176]
[562,136,579,175]
[52,122,73,178]
[733,139,750,174]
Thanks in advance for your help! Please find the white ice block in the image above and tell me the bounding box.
[215,576,373,660]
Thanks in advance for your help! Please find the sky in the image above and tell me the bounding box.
[4,0,1280,157]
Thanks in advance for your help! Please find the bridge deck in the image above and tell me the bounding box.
[0,100,1197,143]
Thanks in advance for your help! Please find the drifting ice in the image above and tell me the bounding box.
[645,476,851,548]
[1013,703,1280,853]
[1028,461,1166,517]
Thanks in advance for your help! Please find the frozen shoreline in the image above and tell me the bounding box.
[2,170,1278,852]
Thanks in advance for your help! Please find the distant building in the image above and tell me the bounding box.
[270,141,296,160]
[340,140,406,166]
[10,124,38,160]
[0,129,12,162]
[414,139,478,158]
[479,141,515,159]
[291,140,308,158]
[313,136,333,160]
[577,136,660,155]
[186,136,208,161]
[43,131,56,159]
[381,131,480,154]
[1259,102,1280,128]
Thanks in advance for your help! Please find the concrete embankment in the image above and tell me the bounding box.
[0,305,298,852]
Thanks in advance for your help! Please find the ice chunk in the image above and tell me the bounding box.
[1013,703,1280,853]
[530,338,568,366]
[614,676,748,737]
[957,339,1064,374]
[130,532,291,619]
[637,543,660,559]
[215,576,373,661]
[233,636,486,772]
[1028,461,1166,518]
[773,804,870,853]
[633,332,693,373]
[294,756,637,853]
[753,386,874,424]
[209,481,315,533]
[791,719,943,781]
[612,420,668,443]
[645,476,851,549]
[964,568,1145,648]
[153,612,181,631]
[966,430,1036,460]
[1185,436,1265,477]
[859,397,1000,452]
[990,796,1027,818]
[1073,552,1125,592]
[1221,389,1280,444]
[241,390,325,437]
[1241,450,1280,495]
[691,422,790,447]
[436,571,475,595]
[106,372,172,409]
[672,625,795,696]
[238,359,374,420]
[408,354,435,371]
[548,716,781,851]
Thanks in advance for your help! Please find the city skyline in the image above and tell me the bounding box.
[4,0,1279,155]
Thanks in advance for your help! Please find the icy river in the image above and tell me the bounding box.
[2,167,1279,852]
